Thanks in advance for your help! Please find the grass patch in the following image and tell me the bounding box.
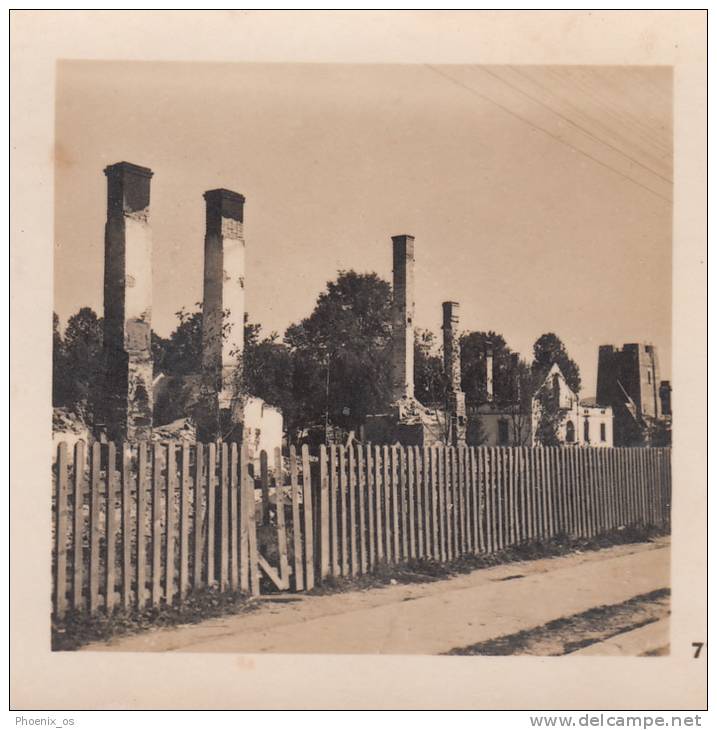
[445,588,670,656]
[52,587,257,651]
[53,524,667,651]
[302,524,667,598]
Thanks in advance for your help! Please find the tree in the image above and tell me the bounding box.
[532,380,562,446]
[414,328,445,405]
[53,307,104,415]
[284,270,393,434]
[531,333,581,394]
[152,304,295,413]
[460,331,520,406]
[52,312,70,407]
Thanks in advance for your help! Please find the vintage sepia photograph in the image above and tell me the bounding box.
[51,60,673,655]
[11,10,707,712]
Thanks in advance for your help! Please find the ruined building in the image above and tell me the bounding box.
[363,235,445,446]
[531,363,614,447]
[442,301,466,446]
[90,161,282,454]
[467,348,531,447]
[596,343,671,445]
[99,162,155,442]
[198,188,247,441]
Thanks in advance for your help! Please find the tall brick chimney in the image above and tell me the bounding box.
[101,161,154,442]
[391,234,415,404]
[200,188,246,440]
[486,343,494,403]
[442,301,466,446]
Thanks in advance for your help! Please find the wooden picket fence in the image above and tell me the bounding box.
[52,442,671,620]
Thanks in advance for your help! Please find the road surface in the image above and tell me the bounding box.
[83,537,670,655]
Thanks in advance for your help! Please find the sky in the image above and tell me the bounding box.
[54,61,672,397]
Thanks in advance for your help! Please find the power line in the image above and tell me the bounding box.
[546,66,672,157]
[425,64,672,205]
[481,66,673,185]
[514,66,673,174]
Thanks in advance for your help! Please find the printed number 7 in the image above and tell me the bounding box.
[692,642,704,658]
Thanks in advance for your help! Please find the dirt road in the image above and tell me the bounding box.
[83,537,669,655]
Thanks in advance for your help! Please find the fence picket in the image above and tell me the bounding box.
[89,441,102,615]
[414,446,424,558]
[179,442,191,600]
[357,446,368,573]
[399,447,409,560]
[339,445,349,575]
[459,446,473,553]
[329,445,339,575]
[72,441,86,612]
[482,448,492,553]
[319,445,330,579]
[290,445,304,591]
[475,448,485,553]
[259,451,270,526]
[274,447,290,588]
[54,443,68,619]
[366,446,376,569]
[383,446,392,563]
[348,446,358,576]
[136,443,148,608]
[193,444,204,589]
[165,442,177,604]
[496,448,505,550]
[105,442,118,613]
[229,443,240,592]
[449,447,459,557]
[218,442,229,591]
[407,447,416,559]
[206,443,216,587]
[243,443,260,596]
[302,444,315,589]
[121,444,133,609]
[436,446,446,561]
[152,444,164,606]
[391,446,400,560]
[468,448,478,553]
[375,445,384,563]
[421,446,431,558]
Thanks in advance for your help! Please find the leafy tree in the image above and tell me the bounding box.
[532,384,563,446]
[414,328,445,405]
[460,331,521,406]
[153,304,294,412]
[52,312,70,407]
[52,307,104,415]
[531,332,581,394]
[284,270,392,434]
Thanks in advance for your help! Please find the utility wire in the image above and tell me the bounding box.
[482,66,673,185]
[425,64,672,205]
[546,66,672,156]
[514,66,672,173]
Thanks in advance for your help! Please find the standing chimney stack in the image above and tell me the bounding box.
[442,301,466,446]
[101,161,154,441]
[200,188,246,440]
[486,343,494,403]
[391,234,415,405]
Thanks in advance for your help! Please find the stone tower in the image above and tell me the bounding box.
[442,301,466,446]
[101,161,154,442]
[200,188,246,441]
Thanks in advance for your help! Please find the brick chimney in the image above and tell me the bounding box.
[442,301,466,446]
[101,161,154,441]
[200,188,246,440]
[486,343,494,403]
[391,234,415,404]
